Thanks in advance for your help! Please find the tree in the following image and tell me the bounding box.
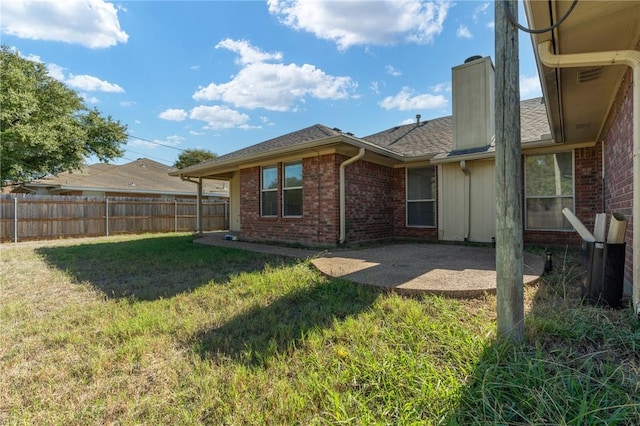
[173,148,217,169]
[0,46,127,185]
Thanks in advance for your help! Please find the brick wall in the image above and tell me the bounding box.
[239,155,341,246]
[343,157,394,242]
[238,154,398,246]
[392,166,438,240]
[603,67,634,289]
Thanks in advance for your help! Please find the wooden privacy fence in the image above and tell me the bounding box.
[0,194,229,243]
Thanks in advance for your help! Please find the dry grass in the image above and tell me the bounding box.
[1,234,638,425]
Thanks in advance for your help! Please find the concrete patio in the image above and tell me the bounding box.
[196,232,545,297]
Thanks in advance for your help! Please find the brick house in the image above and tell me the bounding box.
[173,0,638,312]
[172,56,587,250]
[14,158,228,200]
[525,0,639,313]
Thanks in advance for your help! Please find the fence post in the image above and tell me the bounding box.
[13,197,18,243]
[175,200,178,233]
[105,198,109,236]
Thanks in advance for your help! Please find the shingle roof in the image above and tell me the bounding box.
[520,97,552,143]
[362,116,453,157]
[176,98,551,175]
[194,124,344,168]
[27,158,228,196]
[363,97,551,158]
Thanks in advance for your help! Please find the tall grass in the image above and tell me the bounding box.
[1,234,638,425]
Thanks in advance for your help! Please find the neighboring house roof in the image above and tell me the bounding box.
[17,158,228,197]
[174,97,551,178]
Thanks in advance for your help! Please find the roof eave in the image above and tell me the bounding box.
[430,151,495,165]
[171,134,405,178]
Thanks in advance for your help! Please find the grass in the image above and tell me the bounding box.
[1,234,638,425]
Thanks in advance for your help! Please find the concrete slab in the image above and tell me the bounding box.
[195,233,545,297]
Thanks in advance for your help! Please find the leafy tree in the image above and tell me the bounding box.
[0,46,127,185]
[173,148,217,169]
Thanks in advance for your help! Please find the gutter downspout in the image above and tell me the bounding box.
[460,160,471,241]
[538,40,640,317]
[339,147,365,244]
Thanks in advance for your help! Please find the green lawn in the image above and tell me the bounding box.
[1,234,638,425]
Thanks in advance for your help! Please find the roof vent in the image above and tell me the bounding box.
[416,114,421,124]
[464,55,483,64]
[577,68,602,83]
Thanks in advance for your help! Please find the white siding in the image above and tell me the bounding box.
[439,159,496,243]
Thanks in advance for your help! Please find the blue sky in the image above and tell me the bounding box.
[1,0,542,167]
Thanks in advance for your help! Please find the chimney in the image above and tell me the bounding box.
[452,55,495,151]
[416,114,421,125]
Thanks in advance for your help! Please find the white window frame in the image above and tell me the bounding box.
[524,151,575,231]
[282,161,303,218]
[261,165,278,217]
[406,166,436,228]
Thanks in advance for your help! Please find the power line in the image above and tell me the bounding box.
[127,134,186,151]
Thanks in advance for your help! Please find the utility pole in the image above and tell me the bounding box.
[495,0,524,342]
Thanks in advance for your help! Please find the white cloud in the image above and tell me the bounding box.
[1,0,128,48]
[159,109,188,121]
[194,39,356,111]
[81,94,99,104]
[65,74,124,92]
[473,2,491,22]
[487,21,495,29]
[189,130,205,136]
[216,38,283,65]
[456,25,473,39]
[165,135,185,146]
[189,105,251,129]
[385,65,402,76]
[259,116,275,126]
[46,63,66,81]
[520,74,542,99]
[430,82,450,94]
[370,81,381,95]
[24,53,43,63]
[41,61,124,94]
[267,0,450,51]
[379,87,447,111]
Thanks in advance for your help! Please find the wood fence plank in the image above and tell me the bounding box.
[0,194,228,242]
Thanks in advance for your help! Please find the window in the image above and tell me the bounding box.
[283,162,303,217]
[407,166,435,227]
[261,165,278,216]
[525,152,574,230]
